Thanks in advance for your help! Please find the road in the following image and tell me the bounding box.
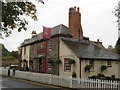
[1,76,66,90]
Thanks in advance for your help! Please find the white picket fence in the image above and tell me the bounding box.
[0,68,120,89]
[71,78,120,89]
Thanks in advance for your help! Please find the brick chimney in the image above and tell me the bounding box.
[69,6,83,40]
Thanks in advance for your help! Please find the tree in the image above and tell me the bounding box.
[0,43,11,57]
[115,37,120,54]
[0,1,44,37]
[10,50,19,59]
[0,43,20,58]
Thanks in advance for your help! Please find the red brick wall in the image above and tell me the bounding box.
[69,7,83,40]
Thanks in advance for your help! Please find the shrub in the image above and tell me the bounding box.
[48,60,54,64]
[72,71,77,77]
[55,59,62,64]
[69,59,75,64]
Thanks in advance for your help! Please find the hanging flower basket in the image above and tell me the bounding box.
[101,65,107,71]
[85,64,91,72]
[55,59,62,64]
[68,59,75,64]
[48,60,54,65]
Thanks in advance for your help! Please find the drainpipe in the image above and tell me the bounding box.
[79,58,83,78]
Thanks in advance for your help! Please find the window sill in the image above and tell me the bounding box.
[90,69,95,72]
[107,66,112,68]
[64,70,71,72]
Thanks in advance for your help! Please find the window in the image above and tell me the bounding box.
[89,60,94,69]
[48,63,52,70]
[107,61,112,67]
[64,58,71,72]
[49,39,52,52]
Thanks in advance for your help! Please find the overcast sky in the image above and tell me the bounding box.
[0,0,119,51]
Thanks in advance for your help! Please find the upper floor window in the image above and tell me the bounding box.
[49,39,52,52]
[107,61,112,67]
[64,58,71,72]
[89,60,94,69]
[48,63,52,70]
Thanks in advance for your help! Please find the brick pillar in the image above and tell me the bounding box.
[69,6,83,40]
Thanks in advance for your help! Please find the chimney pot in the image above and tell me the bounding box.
[32,30,37,38]
[77,7,80,12]
[97,39,99,42]
[69,7,74,12]
[74,6,76,11]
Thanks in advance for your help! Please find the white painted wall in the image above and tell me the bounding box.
[59,39,80,77]
[21,45,31,67]
[81,60,119,78]
[118,61,120,78]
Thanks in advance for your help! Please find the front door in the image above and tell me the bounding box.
[39,58,43,73]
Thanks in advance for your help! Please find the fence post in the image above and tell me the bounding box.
[70,76,72,88]
[49,74,51,84]
[118,81,120,90]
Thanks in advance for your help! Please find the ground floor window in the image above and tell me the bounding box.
[48,63,52,70]
[64,58,71,72]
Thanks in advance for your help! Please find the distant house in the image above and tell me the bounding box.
[20,6,119,78]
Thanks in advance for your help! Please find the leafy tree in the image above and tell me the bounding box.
[115,37,120,54]
[0,1,44,37]
[0,43,11,57]
[0,43,19,58]
[10,50,19,59]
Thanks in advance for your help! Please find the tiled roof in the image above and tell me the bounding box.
[61,38,118,60]
[21,33,43,46]
[21,24,72,46]
[51,24,71,36]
